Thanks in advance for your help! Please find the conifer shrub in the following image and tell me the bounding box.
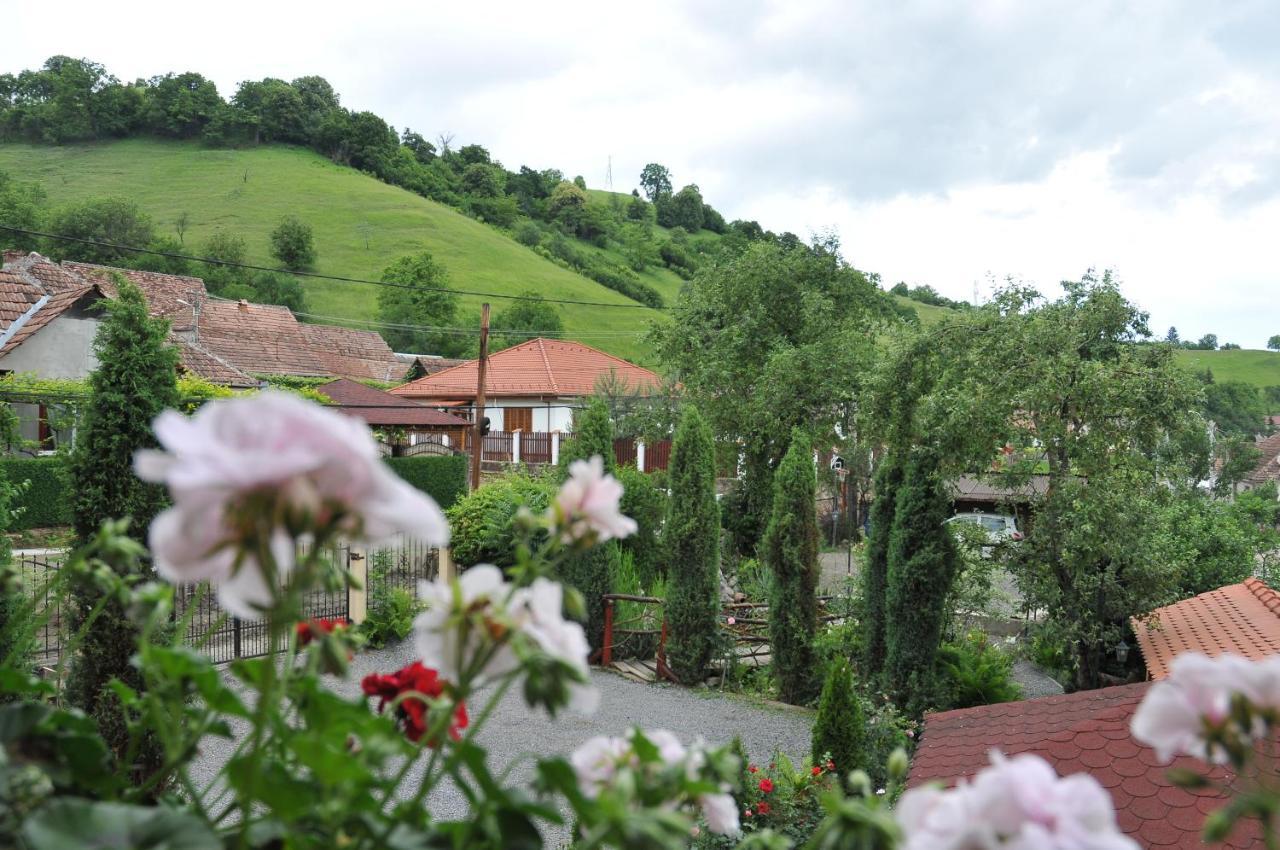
[765,431,821,705]
[884,447,960,714]
[861,455,902,678]
[664,406,720,684]
[64,279,177,782]
[811,661,866,776]
[617,464,667,587]
[558,396,617,651]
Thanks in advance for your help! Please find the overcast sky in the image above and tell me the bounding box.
[7,1,1280,346]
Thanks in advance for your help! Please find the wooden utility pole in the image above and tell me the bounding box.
[470,303,491,490]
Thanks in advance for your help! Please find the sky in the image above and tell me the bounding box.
[6,0,1280,346]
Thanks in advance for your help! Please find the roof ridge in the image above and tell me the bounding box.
[537,337,558,394]
[1243,577,1280,617]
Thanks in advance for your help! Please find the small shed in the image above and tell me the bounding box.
[314,378,470,453]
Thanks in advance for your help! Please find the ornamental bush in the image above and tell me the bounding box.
[811,661,866,778]
[862,454,902,678]
[65,279,177,780]
[445,472,555,567]
[383,455,469,509]
[617,464,667,587]
[765,431,821,704]
[664,406,720,684]
[884,446,959,714]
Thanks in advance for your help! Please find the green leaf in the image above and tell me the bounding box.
[22,798,219,850]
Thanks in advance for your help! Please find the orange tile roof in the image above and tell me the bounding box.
[1133,578,1280,681]
[908,684,1257,849]
[390,338,659,400]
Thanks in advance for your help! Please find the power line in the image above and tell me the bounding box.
[285,305,650,338]
[0,225,660,310]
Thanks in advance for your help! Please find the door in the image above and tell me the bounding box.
[505,407,533,433]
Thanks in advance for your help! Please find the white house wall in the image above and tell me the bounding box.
[482,399,577,432]
[0,313,100,379]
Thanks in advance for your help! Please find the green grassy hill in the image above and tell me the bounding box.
[1173,348,1280,389]
[0,140,662,361]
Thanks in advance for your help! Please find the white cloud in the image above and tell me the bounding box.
[4,0,1279,346]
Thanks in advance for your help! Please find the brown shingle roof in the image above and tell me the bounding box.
[1132,579,1280,681]
[1,283,100,356]
[908,683,1256,849]
[174,337,257,388]
[0,268,45,329]
[391,338,658,400]
[63,261,206,332]
[1245,433,1280,487]
[315,378,470,428]
[196,299,329,378]
[7,253,92,295]
[298,324,402,382]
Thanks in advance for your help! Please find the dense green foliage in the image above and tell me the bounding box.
[490,291,565,349]
[68,279,178,542]
[47,197,154,264]
[64,281,177,781]
[616,465,668,588]
[652,238,898,555]
[884,447,958,713]
[269,215,316,270]
[0,458,71,529]
[382,455,469,510]
[663,407,720,684]
[1201,375,1269,436]
[445,472,555,567]
[0,474,31,680]
[936,631,1023,711]
[764,432,821,705]
[861,455,901,677]
[811,661,866,775]
[376,251,465,357]
[560,397,616,474]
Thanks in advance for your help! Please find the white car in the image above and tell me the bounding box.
[944,512,1023,556]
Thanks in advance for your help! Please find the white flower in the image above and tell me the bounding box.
[699,792,740,836]
[135,392,448,619]
[1131,652,1266,763]
[897,752,1137,850]
[415,565,520,684]
[553,456,637,543]
[570,735,630,797]
[415,568,598,712]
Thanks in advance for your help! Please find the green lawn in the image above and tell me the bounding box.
[1173,348,1280,388]
[0,140,662,361]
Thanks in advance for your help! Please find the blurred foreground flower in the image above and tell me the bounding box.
[550,455,637,544]
[897,751,1137,850]
[361,661,468,745]
[135,391,448,618]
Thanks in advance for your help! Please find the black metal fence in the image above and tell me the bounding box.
[16,552,67,667]
[367,536,440,604]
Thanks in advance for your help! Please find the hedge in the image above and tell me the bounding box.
[0,457,73,530]
[0,455,467,532]
[384,455,469,511]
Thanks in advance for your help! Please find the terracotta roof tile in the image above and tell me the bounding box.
[196,299,328,377]
[908,683,1257,849]
[63,262,207,332]
[314,378,470,428]
[6,252,93,295]
[298,324,402,382]
[1245,432,1280,486]
[0,268,45,328]
[390,337,658,400]
[1132,579,1280,680]
[174,337,257,387]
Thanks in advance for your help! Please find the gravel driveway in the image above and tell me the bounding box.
[193,639,813,839]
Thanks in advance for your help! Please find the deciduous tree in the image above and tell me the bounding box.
[376,252,465,357]
[269,215,316,270]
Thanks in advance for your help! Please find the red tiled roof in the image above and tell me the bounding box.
[299,324,403,382]
[1133,579,1280,681]
[390,338,658,400]
[908,684,1256,848]
[0,268,45,328]
[7,253,93,295]
[0,283,100,356]
[174,338,257,388]
[63,261,207,332]
[195,299,329,378]
[1245,433,1280,487]
[315,378,470,428]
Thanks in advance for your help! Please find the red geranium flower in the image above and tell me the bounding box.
[811,765,822,776]
[296,617,347,645]
[748,765,758,774]
[758,778,774,793]
[756,801,771,815]
[361,661,468,746]
[826,759,835,771]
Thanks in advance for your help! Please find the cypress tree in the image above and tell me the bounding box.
[664,406,719,683]
[811,661,866,775]
[883,446,959,714]
[764,431,820,704]
[862,454,903,677]
[65,279,177,780]
[559,397,617,652]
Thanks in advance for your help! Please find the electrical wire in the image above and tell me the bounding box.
[283,305,651,338]
[0,225,662,310]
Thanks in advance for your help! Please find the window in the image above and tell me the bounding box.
[505,407,533,433]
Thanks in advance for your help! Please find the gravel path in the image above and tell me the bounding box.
[193,639,813,839]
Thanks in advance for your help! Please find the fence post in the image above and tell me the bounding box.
[602,597,614,666]
[439,547,456,584]
[233,617,242,659]
[550,431,560,466]
[348,545,369,625]
[637,441,646,472]
[656,617,671,682]
[513,430,522,465]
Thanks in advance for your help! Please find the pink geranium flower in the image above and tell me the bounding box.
[552,455,637,543]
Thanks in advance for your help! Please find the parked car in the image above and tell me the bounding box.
[944,511,1022,557]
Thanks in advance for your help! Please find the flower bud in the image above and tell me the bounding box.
[1202,809,1236,843]
[847,769,872,797]
[887,747,910,783]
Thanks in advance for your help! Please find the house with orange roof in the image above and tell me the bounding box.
[389,337,659,434]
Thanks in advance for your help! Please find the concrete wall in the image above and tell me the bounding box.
[0,310,100,379]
